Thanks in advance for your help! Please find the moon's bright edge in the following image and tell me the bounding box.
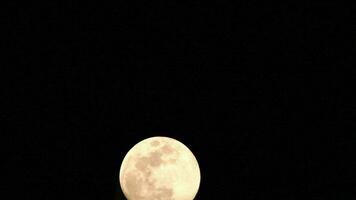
[119,136,201,200]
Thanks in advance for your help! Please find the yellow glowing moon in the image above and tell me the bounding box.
[119,136,201,200]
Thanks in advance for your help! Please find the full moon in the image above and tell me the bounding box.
[119,136,201,200]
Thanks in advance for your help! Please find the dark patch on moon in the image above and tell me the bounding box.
[149,151,163,167]
[161,144,175,154]
[127,145,177,200]
[124,172,144,200]
[134,144,178,172]
[125,167,174,200]
[153,187,174,200]
[134,151,164,172]
[151,140,160,147]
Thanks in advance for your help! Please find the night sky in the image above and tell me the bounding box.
[3,1,355,199]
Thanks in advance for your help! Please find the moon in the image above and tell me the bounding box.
[119,136,201,200]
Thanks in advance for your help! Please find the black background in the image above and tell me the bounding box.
[2,1,355,199]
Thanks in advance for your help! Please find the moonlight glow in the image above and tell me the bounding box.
[119,136,201,200]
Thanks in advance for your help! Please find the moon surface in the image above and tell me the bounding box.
[119,136,201,200]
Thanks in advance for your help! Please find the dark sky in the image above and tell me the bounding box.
[3,1,355,199]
